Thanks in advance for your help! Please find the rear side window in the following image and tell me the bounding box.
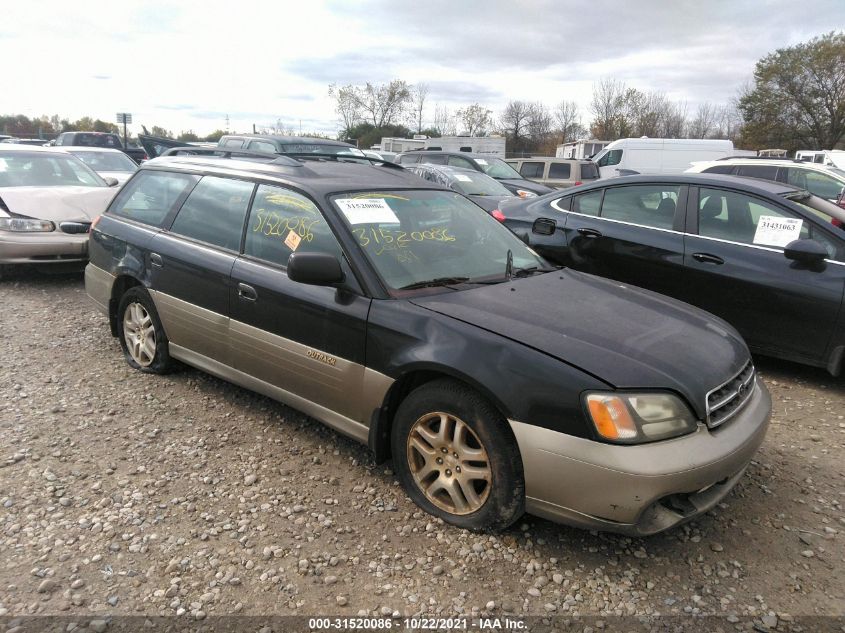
[702,165,735,175]
[548,162,572,179]
[169,176,254,250]
[600,185,681,230]
[787,169,845,200]
[579,162,599,180]
[398,154,420,165]
[244,184,341,268]
[736,165,779,180]
[247,140,276,153]
[572,190,602,216]
[108,171,199,227]
[222,138,244,148]
[519,162,545,179]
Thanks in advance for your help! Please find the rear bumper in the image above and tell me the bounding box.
[510,378,771,535]
[0,232,88,264]
[84,263,114,316]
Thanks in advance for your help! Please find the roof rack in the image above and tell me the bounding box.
[158,147,404,169]
[717,155,803,162]
[281,152,405,170]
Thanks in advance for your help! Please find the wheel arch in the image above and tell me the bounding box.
[368,363,513,463]
[108,274,144,336]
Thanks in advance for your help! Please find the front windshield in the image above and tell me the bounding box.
[477,157,522,179]
[70,150,138,172]
[281,143,365,157]
[332,190,546,294]
[449,171,513,197]
[0,152,106,187]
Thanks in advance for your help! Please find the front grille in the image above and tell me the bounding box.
[706,360,755,429]
[59,221,91,234]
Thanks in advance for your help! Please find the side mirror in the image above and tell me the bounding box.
[784,239,827,266]
[287,252,345,286]
[103,177,119,187]
[532,217,556,236]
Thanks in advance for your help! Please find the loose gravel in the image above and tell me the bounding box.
[0,269,843,626]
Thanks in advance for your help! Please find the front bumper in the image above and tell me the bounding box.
[510,378,771,536]
[0,231,88,264]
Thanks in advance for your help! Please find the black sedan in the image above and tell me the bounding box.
[404,163,517,213]
[498,174,845,374]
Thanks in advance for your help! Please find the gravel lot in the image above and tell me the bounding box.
[0,269,843,630]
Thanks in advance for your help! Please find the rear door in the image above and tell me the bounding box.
[229,183,371,426]
[563,183,688,297]
[681,186,845,363]
[148,175,255,364]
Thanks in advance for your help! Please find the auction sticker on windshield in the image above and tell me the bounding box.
[335,198,399,224]
[454,174,473,182]
[753,215,803,247]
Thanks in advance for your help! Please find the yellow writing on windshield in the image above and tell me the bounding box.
[353,226,455,254]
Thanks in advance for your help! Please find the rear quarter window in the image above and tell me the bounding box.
[548,162,572,179]
[108,170,199,227]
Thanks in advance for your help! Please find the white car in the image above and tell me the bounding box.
[0,146,119,275]
[687,158,845,205]
[60,146,138,186]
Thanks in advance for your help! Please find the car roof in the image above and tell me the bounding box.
[0,145,68,153]
[221,134,355,147]
[399,150,501,159]
[567,173,804,197]
[60,146,128,153]
[141,155,443,197]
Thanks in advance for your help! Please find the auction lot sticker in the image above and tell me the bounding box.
[753,215,802,247]
[336,198,399,225]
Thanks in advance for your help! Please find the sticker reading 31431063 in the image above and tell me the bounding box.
[753,216,803,248]
[336,198,399,225]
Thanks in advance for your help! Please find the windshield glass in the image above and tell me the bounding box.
[0,152,106,187]
[331,190,546,294]
[449,171,513,197]
[69,150,138,172]
[281,144,365,157]
[477,157,522,179]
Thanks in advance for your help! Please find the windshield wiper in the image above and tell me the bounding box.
[505,249,513,281]
[399,277,470,290]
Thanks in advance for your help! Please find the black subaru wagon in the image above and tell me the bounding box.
[86,154,770,535]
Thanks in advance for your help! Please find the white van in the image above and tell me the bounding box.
[592,138,735,179]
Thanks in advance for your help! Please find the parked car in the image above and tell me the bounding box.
[592,138,737,179]
[404,163,516,213]
[86,154,770,535]
[54,131,147,164]
[0,146,118,275]
[62,146,139,186]
[0,138,48,146]
[687,158,845,205]
[498,173,845,374]
[395,150,554,197]
[505,157,600,189]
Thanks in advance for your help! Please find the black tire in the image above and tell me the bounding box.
[116,286,173,374]
[391,378,525,531]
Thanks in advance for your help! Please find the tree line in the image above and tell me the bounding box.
[329,32,844,155]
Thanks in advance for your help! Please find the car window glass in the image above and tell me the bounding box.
[244,184,341,268]
[548,162,572,179]
[447,156,473,169]
[247,140,276,153]
[600,185,680,230]
[802,171,845,200]
[703,165,735,175]
[597,149,622,167]
[579,162,599,179]
[572,190,602,216]
[398,154,420,165]
[109,171,199,227]
[519,162,545,179]
[169,176,253,250]
[736,165,779,180]
[222,138,243,148]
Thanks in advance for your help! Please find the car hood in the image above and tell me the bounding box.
[0,187,115,222]
[495,178,554,195]
[409,270,749,418]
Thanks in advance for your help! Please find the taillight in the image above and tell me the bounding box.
[89,215,102,233]
[491,209,506,222]
[574,181,583,186]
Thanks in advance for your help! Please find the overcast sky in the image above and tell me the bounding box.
[2,0,843,138]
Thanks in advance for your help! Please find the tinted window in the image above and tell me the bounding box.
[244,184,341,268]
[109,171,199,227]
[736,165,779,180]
[247,140,276,153]
[169,176,253,250]
[600,185,680,230]
[572,190,602,216]
[579,162,599,180]
[222,138,243,148]
[459,146,472,152]
[702,165,735,175]
[519,162,545,179]
[72,133,121,148]
[398,154,420,165]
[447,156,474,169]
[786,169,845,200]
[548,162,572,179]
[597,149,622,167]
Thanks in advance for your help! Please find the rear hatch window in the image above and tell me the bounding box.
[580,162,599,180]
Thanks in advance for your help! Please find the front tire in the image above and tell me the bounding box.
[117,287,172,374]
[391,379,524,531]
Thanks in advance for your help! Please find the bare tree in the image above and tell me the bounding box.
[433,104,456,136]
[527,102,554,148]
[456,103,493,136]
[689,102,718,138]
[713,102,743,142]
[661,100,689,138]
[589,78,627,140]
[499,101,532,143]
[329,80,411,130]
[328,84,362,134]
[554,100,585,142]
[411,83,430,133]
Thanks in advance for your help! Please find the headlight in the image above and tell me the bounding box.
[0,217,55,232]
[584,392,698,444]
[516,189,537,198]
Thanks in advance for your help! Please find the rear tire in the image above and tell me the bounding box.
[391,378,524,531]
[117,287,172,374]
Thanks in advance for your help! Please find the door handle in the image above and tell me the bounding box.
[692,252,725,265]
[237,283,258,301]
[576,227,602,238]
[150,253,163,267]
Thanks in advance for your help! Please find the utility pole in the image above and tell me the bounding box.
[116,113,132,148]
